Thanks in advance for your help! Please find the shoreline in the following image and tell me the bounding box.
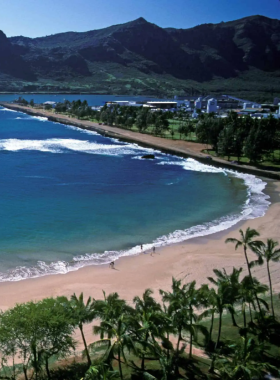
[0,181,279,305]
[0,102,272,283]
[0,102,280,349]
[1,101,280,180]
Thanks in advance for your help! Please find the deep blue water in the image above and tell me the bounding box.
[0,94,160,106]
[0,105,269,281]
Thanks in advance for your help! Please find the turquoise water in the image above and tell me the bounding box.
[0,105,270,281]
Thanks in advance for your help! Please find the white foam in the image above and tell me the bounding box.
[33,116,48,121]
[158,156,270,218]
[15,116,48,121]
[0,107,17,112]
[64,124,98,136]
[0,138,151,156]
[158,157,225,174]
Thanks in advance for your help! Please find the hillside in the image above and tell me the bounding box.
[0,15,279,99]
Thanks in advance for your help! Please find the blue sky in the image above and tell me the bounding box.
[0,0,279,37]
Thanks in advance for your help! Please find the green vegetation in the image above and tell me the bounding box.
[196,112,280,168]
[0,15,279,99]
[15,97,280,170]
[0,228,279,379]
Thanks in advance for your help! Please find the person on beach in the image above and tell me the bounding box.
[141,244,143,252]
[151,246,155,256]
[109,261,115,269]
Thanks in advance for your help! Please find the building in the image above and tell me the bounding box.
[194,97,202,110]
[146,101,177,109]
[206,98,217,113]
[43,101,56,108]
[106,100,143,107]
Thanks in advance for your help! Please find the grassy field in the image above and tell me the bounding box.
[204,149,280,171]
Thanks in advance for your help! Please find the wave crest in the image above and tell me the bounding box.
[0,138,152,155]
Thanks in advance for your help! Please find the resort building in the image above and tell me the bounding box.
[146,101,177,109]
[194,97,202,110]
[206,98,218,113]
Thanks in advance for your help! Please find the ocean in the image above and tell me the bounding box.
[0,99,270,281]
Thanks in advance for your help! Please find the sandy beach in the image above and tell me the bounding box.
[0,102,280,350]
[0,181,279,350]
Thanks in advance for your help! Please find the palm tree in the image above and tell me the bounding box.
[207,269,238,350]
[226,228,264,315]
[69,293,96,367]
[208,267,242,327]
[197,285,217,348]
[160,279,207,372]
[254,239,280,318]
[94,312,136,380]
[160,278,190,375]
[180,281,208,358]
[93,292,136,380]
[133,289,163,371]
[239,276,268,335]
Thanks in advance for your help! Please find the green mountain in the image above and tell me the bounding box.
[0,15,279,100]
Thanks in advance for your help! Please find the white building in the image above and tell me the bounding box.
[243,103,253,109]
[194,97,202,110]
[243,102,261,109]
[43,101,56,108]
[207,98,217,113]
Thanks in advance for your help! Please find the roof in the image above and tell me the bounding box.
[43,101,56,105]
[147,101,177,104]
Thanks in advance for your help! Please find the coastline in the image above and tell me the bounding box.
[0,102,280,350]
[0,183,279,348]
[1,101,280,180]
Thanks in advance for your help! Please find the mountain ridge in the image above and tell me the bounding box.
[0,15,279,100]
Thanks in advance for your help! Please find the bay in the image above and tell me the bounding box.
[0,104,269,281]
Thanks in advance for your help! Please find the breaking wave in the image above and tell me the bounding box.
[0,107,17,112]
[15,116,48,121]
[0,138,154,156]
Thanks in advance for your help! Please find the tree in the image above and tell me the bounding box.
[133,289,163,371]
[0,298,75,380]
[135,110,148,132]
[93,293,136,380]
[208,281,232,349]
[244,122,264,163]
[82,363,119,380]
[226,228,264,315]
[69,293,96,368]
[36,297,76,379]
[215,336,279,379]
[197,285,217,348]
[29,99,34,107]
[254,239,280,318]
[208,267,242,327]
[217,125,235,159]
